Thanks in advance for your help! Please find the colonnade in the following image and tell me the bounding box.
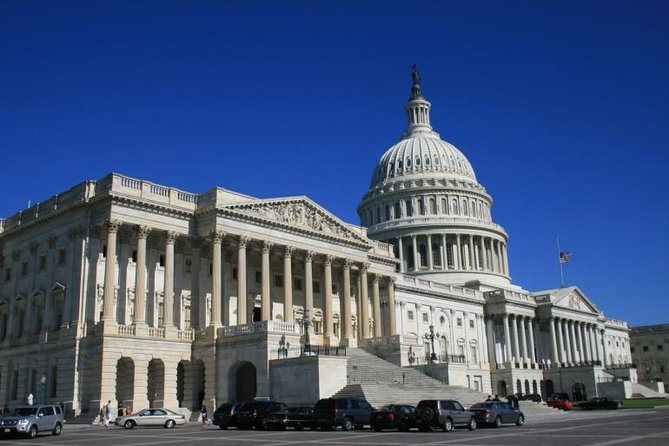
[548,317,605,366]
[101,220,397,344]
[394,233,508,275]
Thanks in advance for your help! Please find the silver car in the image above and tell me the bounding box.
[0,405,65,438]
[115,408,186,429]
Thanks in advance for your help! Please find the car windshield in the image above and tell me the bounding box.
[12,407,38,416]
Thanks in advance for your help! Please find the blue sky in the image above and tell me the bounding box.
[1,0,667,326]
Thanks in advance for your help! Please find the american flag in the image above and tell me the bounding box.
[559,251,572,264]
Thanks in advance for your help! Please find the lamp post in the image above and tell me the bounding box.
[302,309,312,355]
[424,325,440,363]
[39,374,46,405]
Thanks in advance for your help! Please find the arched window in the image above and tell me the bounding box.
[441,198,448,214]
[452,199,459,214]
[384,204,390,221]
[462,200,468,216]
[394,202,401,219]
[406,200,413,217]
[429,198,436,214]
[432,243,440,267]
[418,199,425,215]
[418,244,427,268]
[32,291,45,335]
[407,245,415,269]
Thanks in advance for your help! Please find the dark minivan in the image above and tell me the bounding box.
[313,398,374,431]
[235,400,287,430]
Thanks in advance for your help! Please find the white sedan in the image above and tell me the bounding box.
[115,408,186,429]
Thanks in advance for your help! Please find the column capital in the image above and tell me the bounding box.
[371,273,380,283]
[105,219,122,233]
[137,225,151,239]
[284,245,295,258]
[360,262,370,272]
[262,240,273,253]
[342,258,353,269]
[166,231,178,244]
[305,250,315,262]
[238,235,250,249]
[210,230,225,243]
[324,254,334,266]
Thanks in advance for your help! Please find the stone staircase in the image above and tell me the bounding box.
[331,348,489,408]
[630,382,668,398]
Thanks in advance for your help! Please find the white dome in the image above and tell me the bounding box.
[370,134,477,189]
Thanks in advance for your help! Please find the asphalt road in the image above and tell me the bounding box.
[1,409,667,446]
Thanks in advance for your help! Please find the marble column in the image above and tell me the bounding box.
[360,264,369,339]
[261,241,272,321]
[569,320,579,363]
[556,318,566,364]
[485,316,496,364]
[133,225,150,326]
[529,319,537,363]
[600,330,608,366]
[440,234,447,269]
[455,234,462,270]
[549,318,559,364]
[563,320,573,363]
[397,237,405,273]
[468,235,475,270]
[304,251,314,320]
[342,259,353,342]
[582,323,591,362]
[210,231,224,327]
[519,316,529,362]
[372,274,381,337]
[511,315,520,362]
[503,314,512,362]
[411,236,418,271]
[163,231,177,328]
[323,255,334,341]
[283,247,294,323]
[387,277,396,336]
[427,235,434,270]
[481,237,488,271]
[237,237,249,325]
[103,219,121,323]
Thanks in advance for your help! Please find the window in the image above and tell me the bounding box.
[274,274,284,287]
[658,345,664,351]
[407,310,414,321]
[432,243,440,266]
[469,319,475,328]
[422,313,429,322]
[294,278,303,291]
[184,257,192,273]
[57,248,66,265]
[630,347,635,353]
[406,200,413,217]
[457,318,463,327]
[313,281,321,293]
[643,346,649,352]
[440,315,446,325]
[21,262,28,276]
[418,199,425,215]
[232,268,237,280]
[331,284,338,294]
[38,256,46,271]
[394,202,401,219]
[159,254,165,267]
[102,244,107,258]
[4,267,10,281]
[255,271,262,284]
[131,250,137,263]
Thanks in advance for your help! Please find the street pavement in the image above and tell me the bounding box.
[0,408,667,446]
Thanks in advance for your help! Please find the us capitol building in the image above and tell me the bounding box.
[0,69,640,416]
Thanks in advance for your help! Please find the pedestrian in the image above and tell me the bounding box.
[485,395,492,401]
[27,393,34,406]
[105,400,113,427]
[492,395,500,401]
[99,407,107,428]
[201,405,209,427]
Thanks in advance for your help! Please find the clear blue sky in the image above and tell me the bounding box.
[1,1,667,326]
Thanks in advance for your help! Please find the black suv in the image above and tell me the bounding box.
[415,399,477,432]
[212,403,239,430]
[313,398,374,431]
[235,400,287,430]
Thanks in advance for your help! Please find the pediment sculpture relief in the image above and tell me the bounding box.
[568,294,582,310]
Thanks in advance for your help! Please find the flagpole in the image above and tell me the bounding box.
[556,236,565,287]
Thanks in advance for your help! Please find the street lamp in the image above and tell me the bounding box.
[424,325,440,363]
[39,374,46,405]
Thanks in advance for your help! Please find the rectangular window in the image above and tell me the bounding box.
[131,250,137,263]
[4,267,10,281]
[159,254,165,267]
[102,245,107,258]
[457,318,463,327]
[294,278,303,291]
[274,274,284,287]
[38,255,46,271]
[21,262,28,276]
[255,271,262,284]
[184,257,192,273]
[658,345,664,351]
[58,248,66,265]
[332,284,338,294]
[422,313,429,322]
[313,281,321,293]
[643,346,649,352]
[630,347,635,353]
[407,310,414,321]
[232,268,237,280]
[469,319,475,328]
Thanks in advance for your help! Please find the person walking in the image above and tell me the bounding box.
[201,405,209,427]
[104,400,113,428]
[27,393,34,406]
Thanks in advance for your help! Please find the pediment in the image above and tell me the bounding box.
[220,197,371,247]
[553,287,600,314]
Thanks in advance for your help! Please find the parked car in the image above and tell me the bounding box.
[520,393,542,402]
[313,398,374,431]
[115,408,186,429]
[469,401,525,428]
[546,397,573,411]
[415,399,477,432]
[370,404,416,432]
[285,406,315,430]
[0,405,64,438]
[578,397,623,410]
[212,403,239,430]
[235,400,287,430]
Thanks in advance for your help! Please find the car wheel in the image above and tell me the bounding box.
[468,417,477,431]
[443,418,453,432]
[494,416,502,428]
[165,419,176,429]
[52,423,62,436]
[124,420,135,429]
[342,418,354,431]
[516,415,525,426]
[28,425,38,439]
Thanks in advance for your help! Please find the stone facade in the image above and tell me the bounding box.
[630,324,669,392]
[0,69,635,416]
